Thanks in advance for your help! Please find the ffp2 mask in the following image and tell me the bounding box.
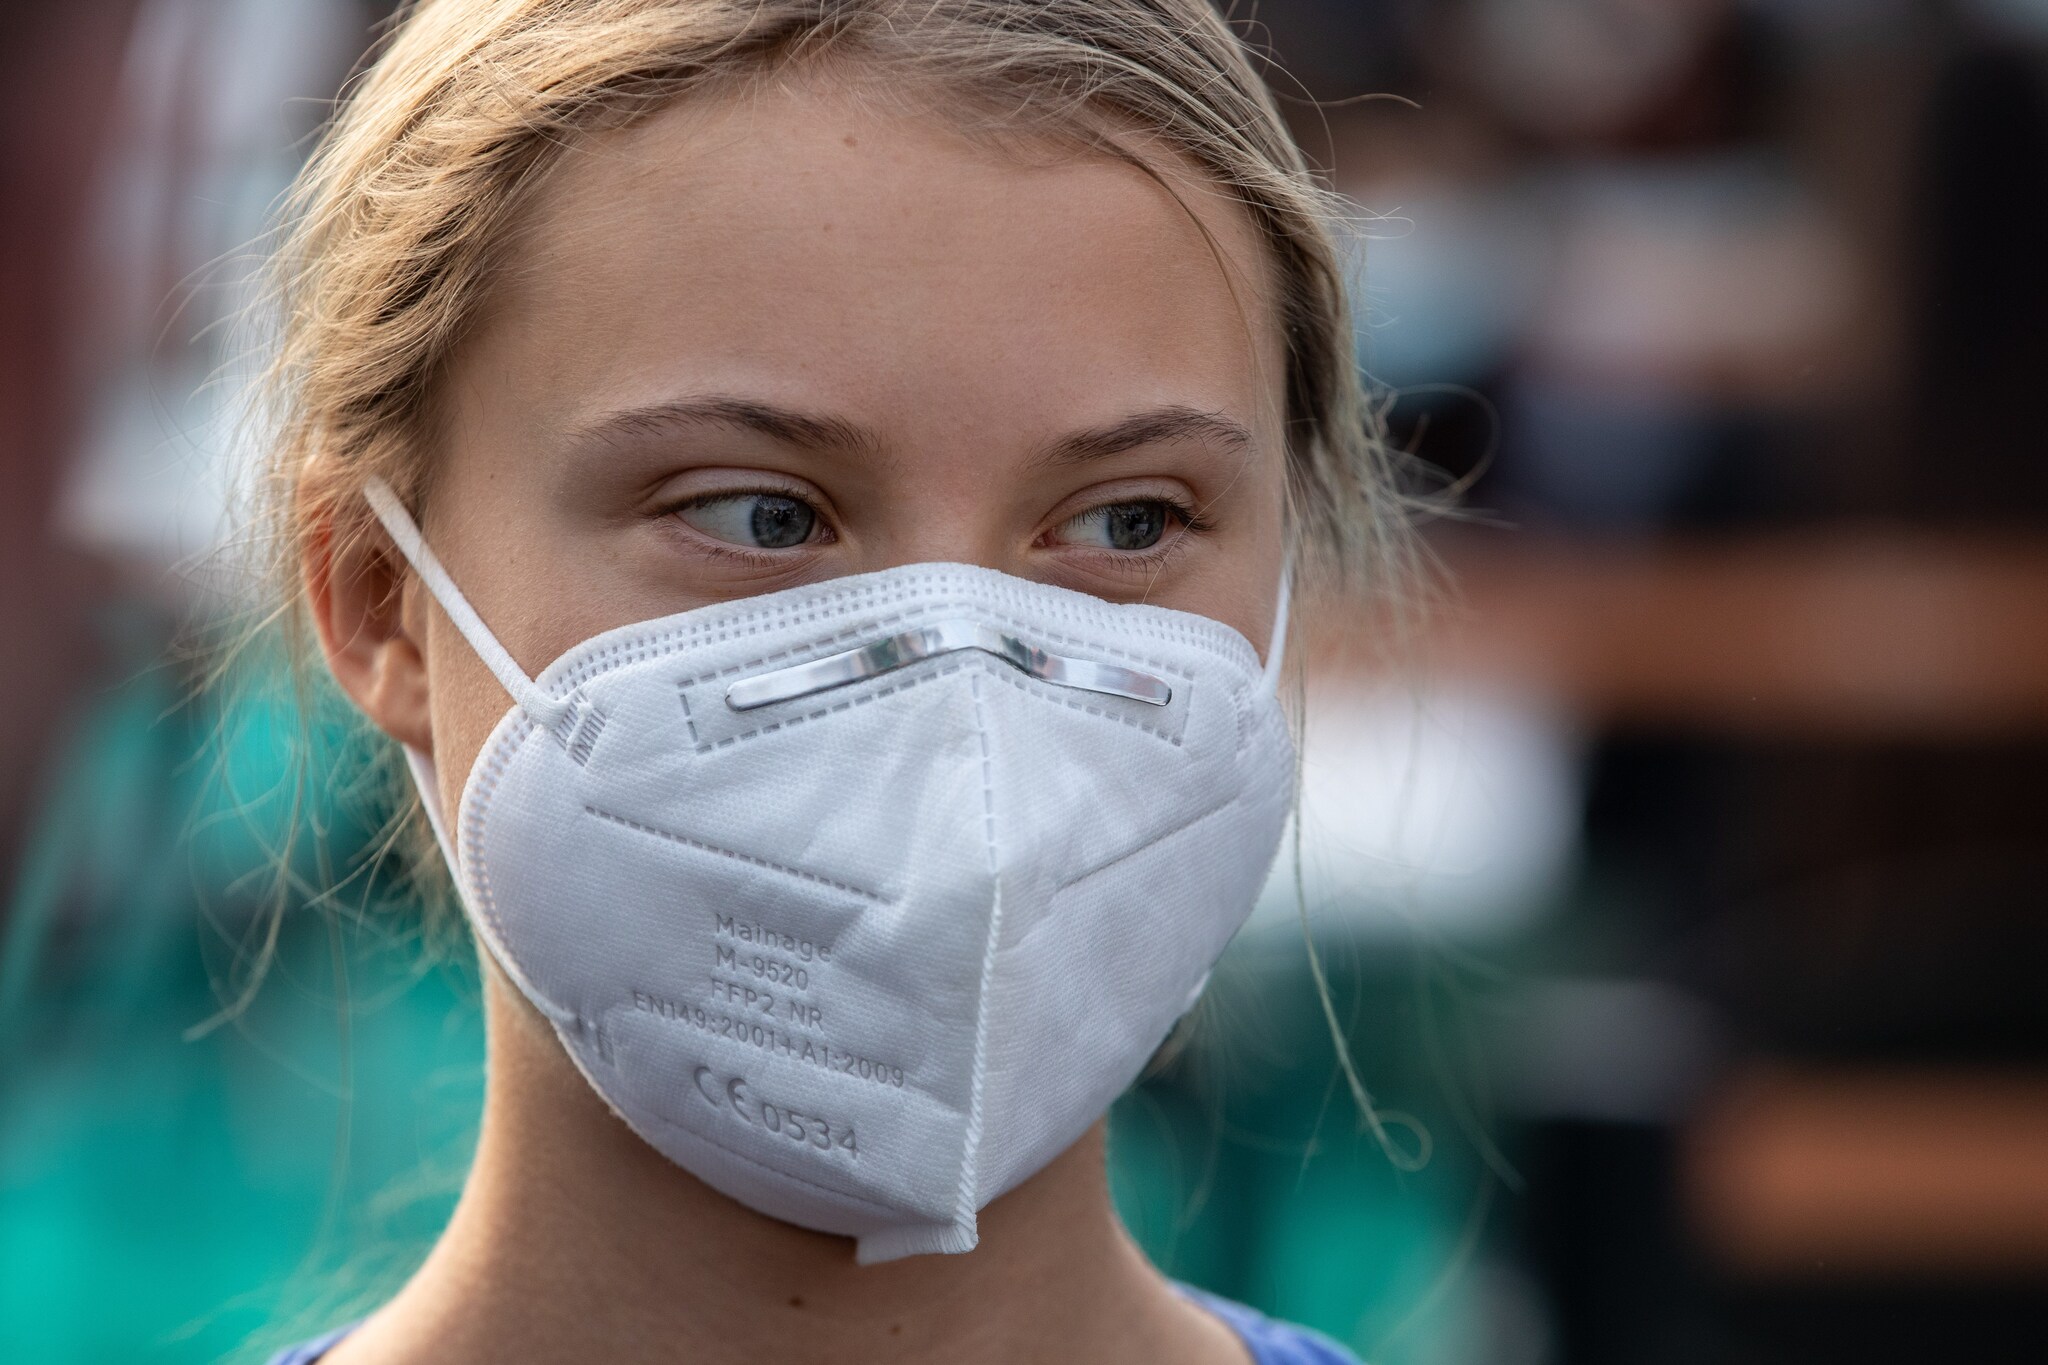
[364,479,1294,1263]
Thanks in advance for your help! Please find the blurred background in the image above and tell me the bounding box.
[4,1,2046,1361]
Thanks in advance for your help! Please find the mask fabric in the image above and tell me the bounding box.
[364,480,1295,1264]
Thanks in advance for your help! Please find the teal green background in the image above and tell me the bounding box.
[1,631,1501,1364]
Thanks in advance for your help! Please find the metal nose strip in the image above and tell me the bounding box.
[724,618,1173,711]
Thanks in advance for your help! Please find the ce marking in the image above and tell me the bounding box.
[695,1064,751,1114]
[693,1066,859,1158]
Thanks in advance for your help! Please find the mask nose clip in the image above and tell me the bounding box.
[723,618,1173,712]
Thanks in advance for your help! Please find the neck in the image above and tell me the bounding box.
[340,971,1241,1365]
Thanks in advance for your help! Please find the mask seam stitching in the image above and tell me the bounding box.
[582,804,889,905]
[666,604,1196,687]
[952,667,1003,1233]
[1047,786,1250,900]
[463,722,535,982]
[631,571,1245,662]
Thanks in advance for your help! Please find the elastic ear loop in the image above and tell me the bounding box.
[1177,562,1294,1020]
[362,479,573,733]
[1262,563,1292,695]
[363,479,583,879]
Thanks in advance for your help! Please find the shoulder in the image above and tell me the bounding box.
[1177,1285,1364,1365]
[272,1297,1362,1365]
[264,1324,356,1365]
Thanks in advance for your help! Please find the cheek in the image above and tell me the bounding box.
[423,606,525,820]
[1198,463,1290,656]
[1238,539,1290,664]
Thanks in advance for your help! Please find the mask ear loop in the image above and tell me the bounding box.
[1261,563,1293,696]
[362,479,574,734]
[1179,562,1295,1022]
[362,479,587,876]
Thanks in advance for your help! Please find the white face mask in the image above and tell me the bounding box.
[364,480,1295,1263]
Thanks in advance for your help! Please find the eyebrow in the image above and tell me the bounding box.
[570,395,883,458]
[569,395,1251,466]
[1032,405,1254,467]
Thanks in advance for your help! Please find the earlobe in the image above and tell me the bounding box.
[305,501,436,752]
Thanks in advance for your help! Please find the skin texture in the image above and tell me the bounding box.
[310,72,1286,1365]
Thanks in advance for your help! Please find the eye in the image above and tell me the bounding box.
[1057,500,1180,552]
[675,493,820,550]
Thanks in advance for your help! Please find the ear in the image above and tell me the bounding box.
[305,493,435,752]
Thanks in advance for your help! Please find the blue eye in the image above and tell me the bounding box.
[1060,501,1175,551]
[677,493,819,549]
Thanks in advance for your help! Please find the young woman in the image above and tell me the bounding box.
[268,2,1407,1361]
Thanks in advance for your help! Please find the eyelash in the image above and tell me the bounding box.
[659,485,834,565]
[658,488,1214,566]
[1057,497,1213,571]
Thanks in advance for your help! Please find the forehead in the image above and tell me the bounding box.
[463,71,1285,445]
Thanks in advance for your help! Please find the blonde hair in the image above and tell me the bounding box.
[255,0,1412,912]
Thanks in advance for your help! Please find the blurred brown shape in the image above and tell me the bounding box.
[1687,1065,2048,1277]
[1311,529,2048,738]
[0,2,138,885]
